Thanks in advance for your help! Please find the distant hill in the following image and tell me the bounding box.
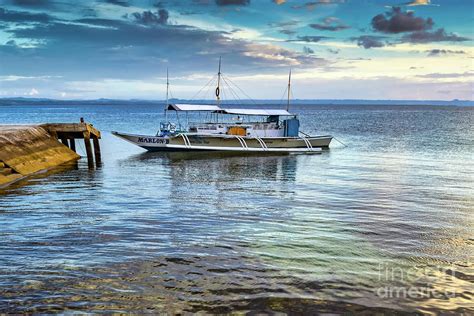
[0,97,472,107]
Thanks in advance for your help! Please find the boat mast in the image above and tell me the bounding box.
[166,68,169,105]
[287,69,291,111]
[165,68,169,122]
[216,57,221,107]
[216,57,222,123]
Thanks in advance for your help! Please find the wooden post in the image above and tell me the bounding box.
[60,136,69,148]
[69,138,76,152]
[92,136,101,166]
[83,131,94,168]
[50,131,58,140]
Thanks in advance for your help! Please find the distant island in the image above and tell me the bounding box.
[0,97,472,107]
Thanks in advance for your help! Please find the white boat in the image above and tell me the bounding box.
[113,60,332,153]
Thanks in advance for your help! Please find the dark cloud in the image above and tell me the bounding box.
[309,23,349,31]
[215,0,250,5]
[11,0,50,7]
[292,0,345,10]
[416,72,472,79]
[104,0,130,7]
[268,20,299,28]
[303,46,314,54]
[0,7,54,23]
[352,35,386,49]
[426,49,466,56]
[372,7,433,33]
[269,20,299,37]
[402,28,469,43]
[154,1,166,7]
[2,17,327,80]
[309,17,349,31]
[279,29,296,35]
[131,9,169,25]
[292,35,329,42]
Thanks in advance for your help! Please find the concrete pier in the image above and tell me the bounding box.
[0,121,101,188]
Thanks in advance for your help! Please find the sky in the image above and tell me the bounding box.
[0,0,472,100]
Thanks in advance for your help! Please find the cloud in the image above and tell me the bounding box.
[309,17,349,31]
[11,0,50,7]
[0,7,54,23]
[372,7,433,33]
[215,0,250,5]
[269,20,299,28]
[104,0,129,7]
[402,28,469,43]
[27,88,39,95]
[352,35,386,49]
[270,20,299,36]
[292,35,329,42]
[3,15,328,82]
[416,72,472,79]
[292,0,345,10]
[405,0,434,6]
[0,75,62,81]
[131,9,169,25]
[303,46,314,54]
[242,42,327,67]
[279,29,296,35]
[426,49,466,56]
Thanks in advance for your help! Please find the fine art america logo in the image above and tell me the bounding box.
[374,263,462,299]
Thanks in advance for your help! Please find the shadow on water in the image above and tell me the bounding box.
[129,149,291,161]
[124,150,300,183]
[0,160,104,197]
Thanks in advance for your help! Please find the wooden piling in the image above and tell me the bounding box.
[92,136,101,165]
[69,138,76,152]
[83,131,94,168]
[61,137,69,147]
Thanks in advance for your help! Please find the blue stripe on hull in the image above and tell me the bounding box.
[141,146,210,152]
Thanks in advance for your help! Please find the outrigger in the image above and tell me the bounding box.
[112,59,333,153]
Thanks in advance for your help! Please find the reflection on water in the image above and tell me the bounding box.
[0,104,473,314]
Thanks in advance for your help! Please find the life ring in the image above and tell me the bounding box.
[215,87,220,97]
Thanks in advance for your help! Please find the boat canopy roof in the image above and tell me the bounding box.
[214,108,292,116]
[167,103,293,116]
[166,103,221,111]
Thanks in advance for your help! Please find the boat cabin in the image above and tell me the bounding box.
[160,103,300,138]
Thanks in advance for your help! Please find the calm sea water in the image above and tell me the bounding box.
[0,104,473,314]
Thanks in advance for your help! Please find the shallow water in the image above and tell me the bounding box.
[0,104,473,314]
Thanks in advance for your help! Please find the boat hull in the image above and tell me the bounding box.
[112,131,332,153]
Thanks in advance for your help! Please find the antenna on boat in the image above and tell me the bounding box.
[216,56,222,106]
[286,69,291,111]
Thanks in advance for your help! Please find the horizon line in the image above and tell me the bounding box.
[0,97,473,103]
